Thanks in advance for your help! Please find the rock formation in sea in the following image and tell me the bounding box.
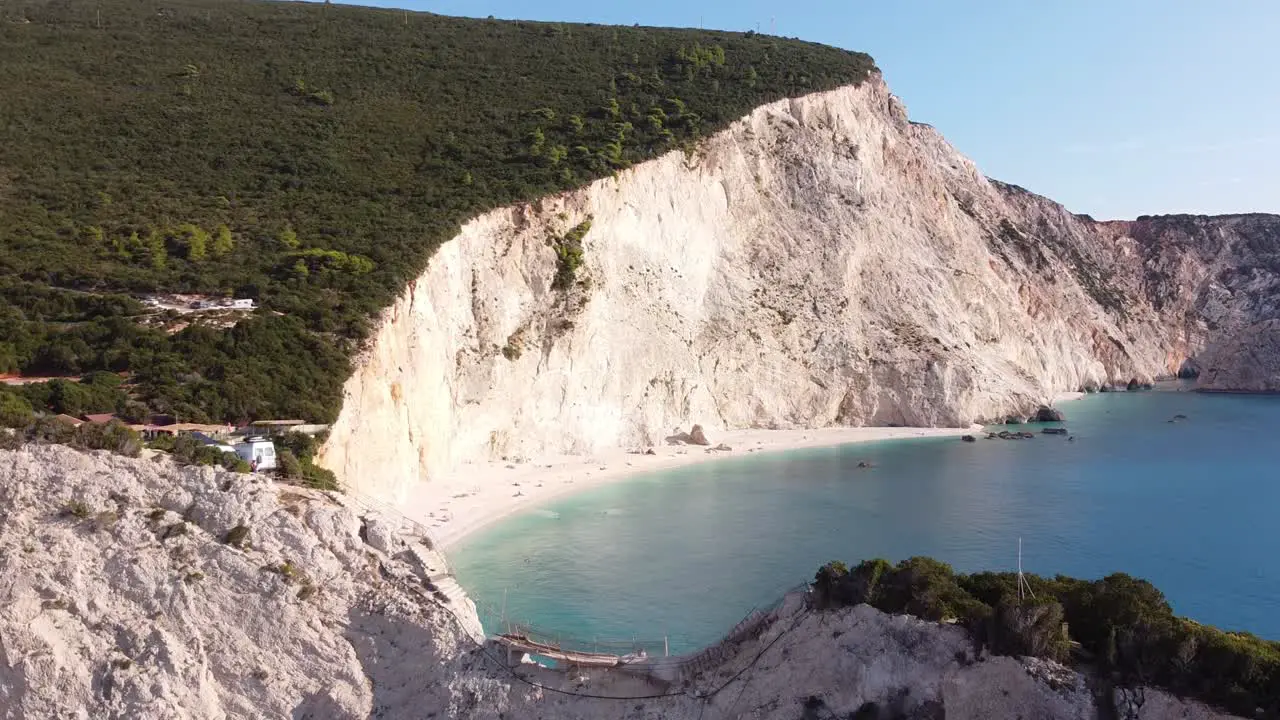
[318,75,1280,501]
[0,445,1242,719]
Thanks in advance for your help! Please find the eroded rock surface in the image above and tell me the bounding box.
[0,445,479,719]
[1198,319,1280,392]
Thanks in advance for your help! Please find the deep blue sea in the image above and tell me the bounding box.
[451,388,1280,653]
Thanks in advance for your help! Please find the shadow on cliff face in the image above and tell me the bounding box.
[293,688,359,720]
[339,606,454,720]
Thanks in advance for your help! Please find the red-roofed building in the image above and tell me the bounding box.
[83,413,117,425]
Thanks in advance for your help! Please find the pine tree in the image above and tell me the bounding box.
[212,224,234,257]
[187,230,207,261]
[147,230,167,270]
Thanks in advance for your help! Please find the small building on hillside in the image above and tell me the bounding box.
[293,423,330,436]
[54,414,84,428]
[244,419,306,437]
[82,413,116,425]
[141,422,235,441]
[192,431,237,454]
[239,420,329,437]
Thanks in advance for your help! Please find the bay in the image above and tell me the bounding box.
[452,389,1280,653]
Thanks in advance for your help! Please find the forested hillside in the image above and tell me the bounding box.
[0,0,876,424]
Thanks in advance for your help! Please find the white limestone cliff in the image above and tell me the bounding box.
[0,445,481,718]
[321,76,1280,502]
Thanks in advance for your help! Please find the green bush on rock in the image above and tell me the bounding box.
[814,558,1280,718]
[276,432,339,490]
[70,420,142,458]
[0,392,35,429]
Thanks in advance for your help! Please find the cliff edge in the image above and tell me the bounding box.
[319,76,1280,501]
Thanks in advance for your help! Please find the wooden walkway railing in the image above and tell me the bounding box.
[489,583,811,682]
[494,633,625,668]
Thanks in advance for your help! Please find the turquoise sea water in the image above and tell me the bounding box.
[451,389,1280,653]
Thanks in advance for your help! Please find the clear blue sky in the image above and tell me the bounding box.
[325,0,1279,220]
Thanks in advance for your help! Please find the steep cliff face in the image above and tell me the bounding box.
[1116,214,1280,388]
[1198,319,1280,392]
[319,75,1280,501]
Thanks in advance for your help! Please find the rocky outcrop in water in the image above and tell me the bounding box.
[688,424,710,446]
[1034,405,1065,422]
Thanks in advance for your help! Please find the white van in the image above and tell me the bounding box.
[234,437,278,471]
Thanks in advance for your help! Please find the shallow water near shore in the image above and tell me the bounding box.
[452,389,1280,653]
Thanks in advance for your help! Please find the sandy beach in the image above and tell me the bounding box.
[398,393,1090,550]
[401,424,988,550]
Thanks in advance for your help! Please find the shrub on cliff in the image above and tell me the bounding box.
[278,450,304,481]
[301,464,339,492]
[27,417,77,445]
[1053,572,1174,668]
[985,597,1070,662]
[277,432,322,463]
[817,558,1280,717]
[552,219,593,290]
[0,392,34,429]
[872,557,990,624]
[1173,623,1280,716]
[275,442,338,490]
[70,421,142,458]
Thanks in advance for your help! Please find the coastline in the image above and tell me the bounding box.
[400,424,983,550]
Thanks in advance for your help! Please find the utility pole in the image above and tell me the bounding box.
[1017,537,1035,601]
[1018,537,1024,600]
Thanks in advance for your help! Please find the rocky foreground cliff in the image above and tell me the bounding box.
[317,75,1280,501]
[0,445,1239,719]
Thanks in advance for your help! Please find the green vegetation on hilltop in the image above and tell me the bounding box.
[0,0,875,424]
[815,558,1280,718]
